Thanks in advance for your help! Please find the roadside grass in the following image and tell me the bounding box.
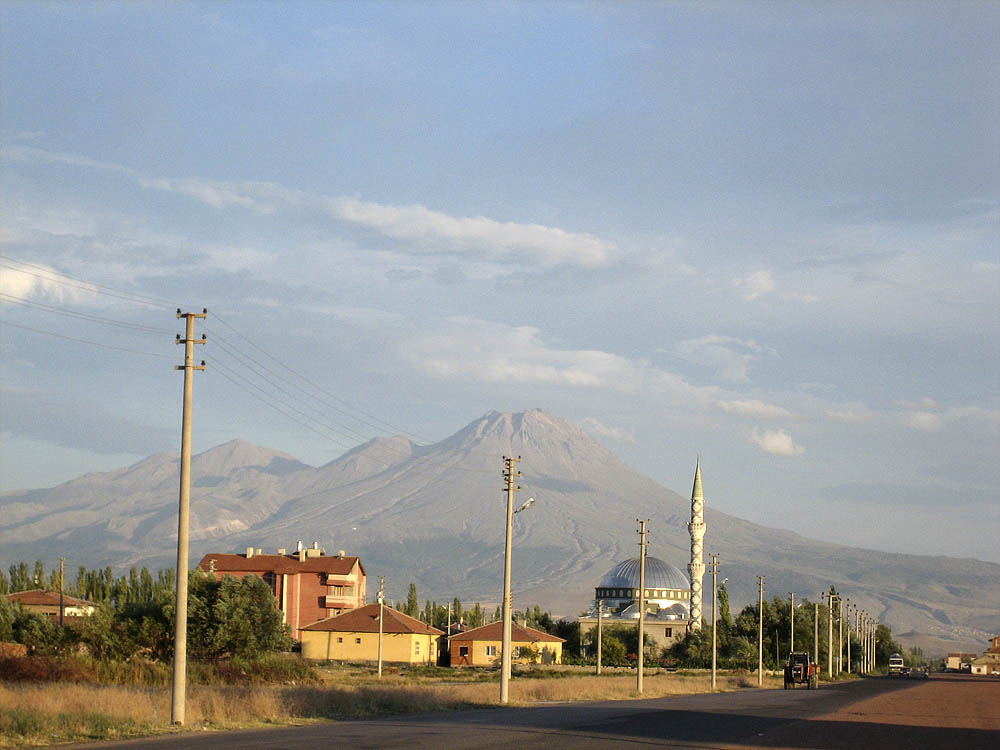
[0,663,783,747]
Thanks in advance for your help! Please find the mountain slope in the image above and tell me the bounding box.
[2,410,996,654]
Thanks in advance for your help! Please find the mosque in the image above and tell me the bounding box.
[578,461,707,651]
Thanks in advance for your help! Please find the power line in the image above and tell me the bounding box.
[0,320,173,359]
[0,293,174,334]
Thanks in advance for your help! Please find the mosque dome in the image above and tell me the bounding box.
[599,557,689,591]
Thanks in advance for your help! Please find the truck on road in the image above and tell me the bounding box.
[888,653,905,675]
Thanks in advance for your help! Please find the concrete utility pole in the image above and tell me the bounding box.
[757,576,765,686]
[814,601,819,675]
[171,308,206,726]
[596,599,604,676]
[789,592,795,654]
[823,591,836,678]
[59,557,65,628]
[846,604,852,674]
[500,455,521,705]
[710,554,719,691]
[838,598,845,676]
[637,519,649,694]
[377,576,385,677]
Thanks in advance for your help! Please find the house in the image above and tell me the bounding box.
[197,541,365,640]
[945,652,978,672]
[448,620,564,667]
[5,589,97,620]
[299,603,443,664]
[970,635,1000,676]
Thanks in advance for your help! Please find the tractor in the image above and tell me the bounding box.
[783,651,819,689]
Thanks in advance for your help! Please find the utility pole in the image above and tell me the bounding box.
[710,554,719,690]
[814,601,819,676]
[59,557,65,628]
[823,591,836,678]
[757,575,765,686]
[789,592,795,654]
[171,308,206,726]
[596,599,603,676]
[377,576,385,677]
[500,455,520,705]
[846,604,852,674]
[838,598,845,676]
[637,519,649,694]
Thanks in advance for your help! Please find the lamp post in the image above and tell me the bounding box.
[500,455,533,705]
[636,519,649,694]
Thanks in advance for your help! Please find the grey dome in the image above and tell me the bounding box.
[599,557,689,591]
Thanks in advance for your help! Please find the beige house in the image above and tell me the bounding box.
[971,635,1000,676]
[299,603,443,664]
[449,621,564,667]
[5,590,97,620]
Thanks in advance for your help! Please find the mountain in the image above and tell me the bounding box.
[2,410,997,655]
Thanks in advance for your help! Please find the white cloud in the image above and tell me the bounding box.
[4,145,612,270]
[749,427,805,456]
[402,318,719,404]
[327,196,612,267]
[674,335,762,383]
[717,399,793,419]
[782,290,820,303]
[734,270,775,301]
[824,406,874,423]
[579,417,636,443]
[899,411,943,432]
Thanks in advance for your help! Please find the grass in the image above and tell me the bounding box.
[0,662,783,747]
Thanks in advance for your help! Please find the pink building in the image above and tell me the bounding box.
[197,542,366,640]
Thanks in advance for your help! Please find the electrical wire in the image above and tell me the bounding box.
[0,320,173,359]
[0,293,174,334]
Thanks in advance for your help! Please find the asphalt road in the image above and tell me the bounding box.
[68,674,1000,750]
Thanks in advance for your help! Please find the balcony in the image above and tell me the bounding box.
[324,594,356,608]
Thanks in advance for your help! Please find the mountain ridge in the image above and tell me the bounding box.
[2,409,997,655]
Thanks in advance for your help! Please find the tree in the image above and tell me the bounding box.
[212,575,291,659]
[404,583,419,618]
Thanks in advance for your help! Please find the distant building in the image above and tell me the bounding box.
[197,541,365,640]
[449,620,564,667]
[299,603,443,664]
[5,589,97,620]
[945,652,978,672]
[578,556,692,651]
[970,635,1000,676]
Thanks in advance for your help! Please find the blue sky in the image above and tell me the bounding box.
[1,2,997,562]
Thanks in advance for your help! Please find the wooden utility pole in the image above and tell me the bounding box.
[636,519,649,694]
[59,557,65,628]
[171,308,206,726]
[757,575,765,686]
[789,592,795,654]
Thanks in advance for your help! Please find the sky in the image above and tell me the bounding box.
[1,2,997,563]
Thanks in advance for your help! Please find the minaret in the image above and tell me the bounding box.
[687,459,706,629]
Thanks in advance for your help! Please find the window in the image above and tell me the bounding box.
[485,645,497,657]
[337,637,343,643]
[355,637,361,644]
[664,627,673,638]
[414,642,421,654]
[459,646,469,657]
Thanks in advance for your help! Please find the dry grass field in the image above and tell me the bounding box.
[0,665,783,747]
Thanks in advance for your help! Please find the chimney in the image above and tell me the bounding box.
[338,550,345,559]
[246,546,254,559]
[278,548,286,556]
[312,541,319,550]
[256,548,262,556]
[298,549,306,562]
[296,540,304,552]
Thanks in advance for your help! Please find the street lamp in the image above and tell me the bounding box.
[500,451,532,705]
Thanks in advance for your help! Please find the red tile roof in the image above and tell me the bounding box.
[450,620,564,643]
[6,589,96,608]
[196,552,363,576]
[300,603,443,635]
